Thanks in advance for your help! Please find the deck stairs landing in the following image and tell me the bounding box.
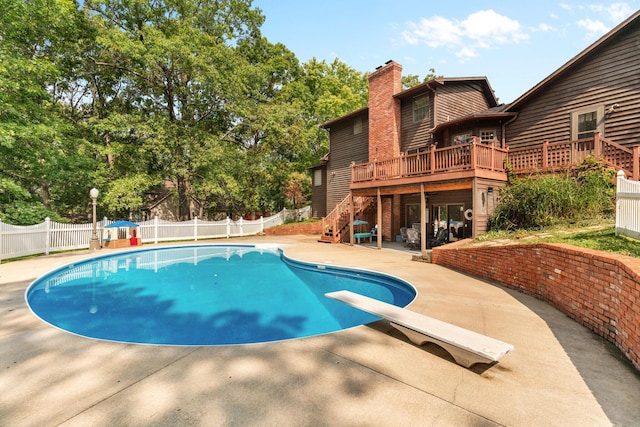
[320,196,374,244]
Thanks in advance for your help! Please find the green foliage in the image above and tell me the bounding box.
[283,171,311,210]
[0,0,372,223]
[402,68,442,89]
[102,174,156,218]
[1,201,66,225]
[489,158,616,231]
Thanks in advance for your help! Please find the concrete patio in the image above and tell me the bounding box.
[1,235,639,426]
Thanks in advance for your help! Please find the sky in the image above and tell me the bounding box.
[252,1,638,104]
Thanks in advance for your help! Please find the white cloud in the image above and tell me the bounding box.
[589,3,634,22]
[402,16,462,47]
[576,18,611,39]
[531,23,557,32]
[608,3,634,21]
[463,10,528,44]
[401,10,528,63]
[455,47,478,63]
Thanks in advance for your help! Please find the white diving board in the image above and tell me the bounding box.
[325,290,514,368]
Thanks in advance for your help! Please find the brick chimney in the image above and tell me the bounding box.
[368,61,402,162]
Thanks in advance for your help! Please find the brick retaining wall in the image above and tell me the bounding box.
[263,221,322,236]
[433,241,640,371]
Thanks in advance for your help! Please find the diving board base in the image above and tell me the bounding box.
[390,323,491,368]
[325,290,513,369]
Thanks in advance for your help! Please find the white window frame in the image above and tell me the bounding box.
[413,95,429,123]
[479,129,497,144]
[571,104,604,140]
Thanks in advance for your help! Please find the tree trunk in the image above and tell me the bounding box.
[177,176,191,221]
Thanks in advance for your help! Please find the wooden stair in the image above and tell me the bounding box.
[319,195,374,244]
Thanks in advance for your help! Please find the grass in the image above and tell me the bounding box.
[476,223,640,258]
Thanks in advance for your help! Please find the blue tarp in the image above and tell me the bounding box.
[106,220,139,228]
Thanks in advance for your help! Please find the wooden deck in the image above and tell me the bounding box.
[350,133,640,188]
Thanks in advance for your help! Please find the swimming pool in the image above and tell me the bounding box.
[26,244,416,345]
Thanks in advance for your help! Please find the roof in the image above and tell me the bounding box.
[320,106,368,129]
[320,76,499,129]
[395,76,499,108]
[430,104,516,133]
[507,10,640,111]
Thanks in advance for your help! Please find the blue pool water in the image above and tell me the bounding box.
[26,244,416,345]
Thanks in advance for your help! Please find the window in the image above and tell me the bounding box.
[313,169,322,186]
[479,129,497,144]
[577,112,597,139]
[452,133,472,144]
[353,116,362,135]
[413,95,429,123]
[406,203,428,230]
[571,105,604,140]
[406,146,428,155]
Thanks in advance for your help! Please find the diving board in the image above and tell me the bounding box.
[325,290,514,368]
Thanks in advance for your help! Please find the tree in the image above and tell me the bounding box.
[83,0,266,220]
[402,68,442,89]
[0,0,100,222]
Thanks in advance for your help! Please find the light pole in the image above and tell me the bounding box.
[89,187,101,250]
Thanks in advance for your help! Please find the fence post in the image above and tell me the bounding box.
[0,219,4,262]
[45,217,51,255]
[239,217,244,236]
[154,215,159,244]
[260,216,264,235]
[226,217,231,238]
[194,216,198,241]
[542,141,549,169]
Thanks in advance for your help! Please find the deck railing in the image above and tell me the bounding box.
[508,133,639,179]
[352,137,508,183]
[352,133,640,184]
[321,195,374,243]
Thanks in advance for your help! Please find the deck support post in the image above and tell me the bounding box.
[377,188,382,249]
[349,191,354,246]
[420,183,426,254]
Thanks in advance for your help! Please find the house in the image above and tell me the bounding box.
[504,10,640,161]
[313,10,640,249]
[313,61,515,247]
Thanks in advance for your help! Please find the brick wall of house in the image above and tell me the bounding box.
[367,61,402,162]
[432,241,640,371]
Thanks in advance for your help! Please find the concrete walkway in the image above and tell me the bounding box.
[1,235,638,426]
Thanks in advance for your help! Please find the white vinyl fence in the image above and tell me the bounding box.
[616,170,640,240]
[0,206,310,262]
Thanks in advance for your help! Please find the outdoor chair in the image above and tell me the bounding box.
[400,227,408,245]
[406,228,420,249]
[427,227,447,248]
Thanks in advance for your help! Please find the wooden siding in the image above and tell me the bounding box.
[472,178,505,236]
[400,92,434,152]
[507,25,640,149]
[436,82,492,125]
[310,166,327,218]
[326,113,369,212]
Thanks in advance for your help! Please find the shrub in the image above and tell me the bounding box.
[489,157,615,231]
